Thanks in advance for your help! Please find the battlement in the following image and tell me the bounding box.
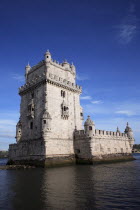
[26,56,75,77]
[74,130,86,138]
[28,60,45,75]
[74,129,128,140]
[95,129,127,137]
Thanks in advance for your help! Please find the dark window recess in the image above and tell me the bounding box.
[61,90,65,98]
[76,149,80,154]
[80,112,83,116]
[32,108,34,111]
[47,56,49,58]
[28,105,32,111]
[89,126,92,130]
[31,93,34,99]
[44,120,46,124]
[30,122,33,129]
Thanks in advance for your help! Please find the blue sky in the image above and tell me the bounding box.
[0,0,140,150]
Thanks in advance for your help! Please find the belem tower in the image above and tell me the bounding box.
[8,51,135,166]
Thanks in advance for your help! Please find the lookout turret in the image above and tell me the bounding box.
[16,119,22,142]
[124,122,133,139]
[25,63,31,79]
[84,116,95,137]
[42,110,52,138]
[62,60,70,70]
[116,127,120,133]
[44,50,51,62]
[71,62,76,75]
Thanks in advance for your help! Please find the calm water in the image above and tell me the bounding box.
[0,155,140,210]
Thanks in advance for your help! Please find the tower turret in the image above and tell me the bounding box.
[62,60,70,70]
[25,63,31,80]
[16,119,22,142]
[84,116,95,137]
[42,90,52,138]
[116,127,120,133]
[42,110,52,136]
[124,122,134,150]
[124,122,133,139]
[44,50,51,62]
[71,62,76,74]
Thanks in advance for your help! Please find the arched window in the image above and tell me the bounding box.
[89,126,92,130]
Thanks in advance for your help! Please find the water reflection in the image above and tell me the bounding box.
[0,155,140,209]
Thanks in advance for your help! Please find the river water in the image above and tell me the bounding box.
[0,154,140,210]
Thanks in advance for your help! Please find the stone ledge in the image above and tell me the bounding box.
[76,154,135,165]
[6,154,135,168]
[7,155,76,168]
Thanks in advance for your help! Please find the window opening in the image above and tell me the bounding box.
[30,122,33,129]
[89,126,92,130]
[31,93,34,99]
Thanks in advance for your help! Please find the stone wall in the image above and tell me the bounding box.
[74,129,134,161]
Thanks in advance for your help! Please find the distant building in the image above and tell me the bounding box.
[8,51,135,166]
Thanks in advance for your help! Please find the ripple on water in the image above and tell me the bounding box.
[0,155,140,209]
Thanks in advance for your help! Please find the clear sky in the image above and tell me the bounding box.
[0,0,140,150]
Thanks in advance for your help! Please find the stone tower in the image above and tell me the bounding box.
[8,51,135,166]
[10,51,83,165]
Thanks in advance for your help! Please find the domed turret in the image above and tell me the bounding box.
[16,119,22,142]
[44,50,51,62]
[42,109,52,138]
[71,62,76,74]
[84,116,95,137]
[116,127,120,133]
[25,63,31,79]
[62,60,70,70]
[124,122,133,139]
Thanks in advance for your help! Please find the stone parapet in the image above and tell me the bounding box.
[19,73,82,95]
[26,59,75,76]
[74,129,129,140]
[28,60,45,75]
